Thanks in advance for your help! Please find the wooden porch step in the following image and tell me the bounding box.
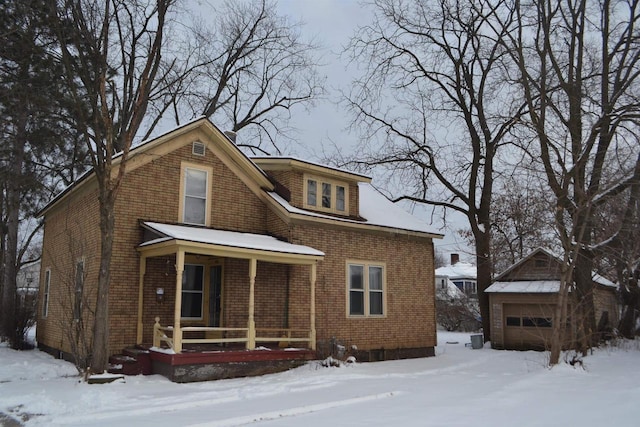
[123,347,152,375]
[108,354,141,375]
[108,346,153,376]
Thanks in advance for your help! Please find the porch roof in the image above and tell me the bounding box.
[138,222,324,264]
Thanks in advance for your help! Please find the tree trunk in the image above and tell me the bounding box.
[90,185,115,374]
[476,232,492,342]
[2,116,26,347]
[549,273,570,365]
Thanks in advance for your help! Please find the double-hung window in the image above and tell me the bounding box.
[181,264,204,320]
[347,261,385,317]
[180,162,212,226]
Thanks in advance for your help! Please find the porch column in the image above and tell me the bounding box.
[174,249,185,353]
[136,255,147,344]
[247,258,257,350]
[309,262,317,350]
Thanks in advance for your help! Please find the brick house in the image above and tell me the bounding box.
[36,118,442,381]
[486,248,618,350]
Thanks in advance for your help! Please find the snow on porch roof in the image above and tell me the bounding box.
[140,222,324,257]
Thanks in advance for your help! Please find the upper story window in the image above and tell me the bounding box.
[304,174,349,215]
[180,162,212,226]
[453,280,477,297]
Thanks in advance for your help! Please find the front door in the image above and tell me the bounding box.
[208,265,222,327]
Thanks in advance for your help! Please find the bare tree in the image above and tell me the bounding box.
[505,0,640,363]
[49,0,175,374]
[459,173,558,275]
[163,0,323,154]
[344,0,523,340]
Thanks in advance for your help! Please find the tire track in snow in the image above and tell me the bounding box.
[185,391,403,427]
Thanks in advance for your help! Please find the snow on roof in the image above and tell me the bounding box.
[592,273,616,288]
[358,183,441,235]
[436,278,467,299]
[485,281,562,293]
[266,183,442,237]
[140,222,324,257]
[251,156,371,180]
[435,262,477,280]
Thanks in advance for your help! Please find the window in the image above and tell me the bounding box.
[522,317,552,328]
[307,179,317,206]
[42,269,51,318]
[74,260,84,321]
[336,185,345,211]
[181,264,204,319]
[454,280,477,296]
[349,265,364,315]
[180,163,212,226]
[506,316,520,326]
[184,168,207,225]
[347,261,385,317]
[464,281,477,295]
[304,175,349,214]
[322,182,331,208]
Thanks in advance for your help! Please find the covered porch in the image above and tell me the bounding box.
[133,222,323,380]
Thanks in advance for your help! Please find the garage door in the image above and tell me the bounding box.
[502,303,554,350]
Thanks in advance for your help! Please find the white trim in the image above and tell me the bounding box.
[42,268,51,318]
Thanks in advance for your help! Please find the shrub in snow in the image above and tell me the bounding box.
[317,336,357,363]
[319,356,356,368]
[435,289,481,332]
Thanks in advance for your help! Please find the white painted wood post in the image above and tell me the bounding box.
[136,255,146,344]
[174,249,185,353]
[310,262,317,350]
[247,258,257,350]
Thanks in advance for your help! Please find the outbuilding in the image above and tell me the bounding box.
[486,248,618,350]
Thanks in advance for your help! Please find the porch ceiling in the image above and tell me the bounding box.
[137,221,324,265]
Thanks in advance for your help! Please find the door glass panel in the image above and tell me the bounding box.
[209,265,222,327]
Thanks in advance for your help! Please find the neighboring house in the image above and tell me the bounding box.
[36,118,442,382]
[435,254,477,298]
[435,276,466,300]
[486,248,618,350]
[17,260,40,305]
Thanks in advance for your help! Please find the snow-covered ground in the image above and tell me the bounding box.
[1,331,639,426]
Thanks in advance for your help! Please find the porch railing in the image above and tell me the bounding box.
[153,317,311,353]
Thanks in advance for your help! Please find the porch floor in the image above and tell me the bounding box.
[140,343,317,382]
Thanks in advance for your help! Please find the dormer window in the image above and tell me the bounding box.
[304,175,349,215]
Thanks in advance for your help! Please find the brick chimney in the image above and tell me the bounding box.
[450,253,460,265]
